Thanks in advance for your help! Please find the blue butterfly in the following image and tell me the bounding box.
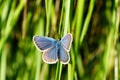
[33,33,73,64]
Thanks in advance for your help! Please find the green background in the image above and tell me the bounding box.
[0,0,120,80]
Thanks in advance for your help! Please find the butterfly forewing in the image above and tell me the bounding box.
[61,34,72,51]
[42,46,58,64]
[33,36,57,51]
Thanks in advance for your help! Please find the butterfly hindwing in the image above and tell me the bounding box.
[59,45,70,64]
[42,46,58,64]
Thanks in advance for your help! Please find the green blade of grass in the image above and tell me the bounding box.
[68,47,75,80]
[68,64,72,80]
[102,2,116,80]
[63,0,70,35]
[0,44,9,80]
[114,0,119,80]
[74,0,84,50]
[102,29,114,80]
[55,61,62,80]
[45,0,52,36]
[1,0,11,25]
[34,18,44,80]
[80,0,95,45]
[118,44,120,80]
[74,0,85,79]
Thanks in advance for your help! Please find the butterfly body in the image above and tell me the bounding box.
[33,34,72,64]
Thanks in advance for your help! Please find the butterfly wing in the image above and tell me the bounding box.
[42,46,58,64]
[61,34,72,51]
[59,45,70,64]
[33,36,57,51]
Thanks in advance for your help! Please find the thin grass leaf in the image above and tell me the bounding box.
[0,44,9,80]
[74,0,85,78]
[34,18,44,80]
[45,0,52,36]
[80,0,95,45]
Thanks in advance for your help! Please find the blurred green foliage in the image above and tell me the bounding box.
[0,0,120,80]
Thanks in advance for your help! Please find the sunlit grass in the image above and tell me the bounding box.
[0,0,119,80]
